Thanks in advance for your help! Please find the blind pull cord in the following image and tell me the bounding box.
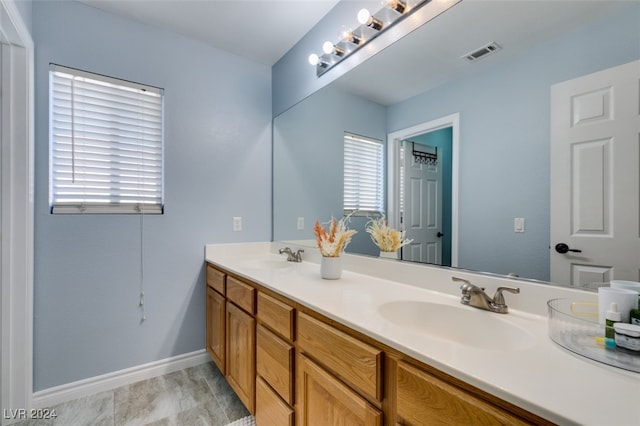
[139,207,147,322]
[71,78,76,183]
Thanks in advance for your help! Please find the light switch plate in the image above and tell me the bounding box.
[233,216,242,231]
[297,217,304,230]
[514,217,525,233]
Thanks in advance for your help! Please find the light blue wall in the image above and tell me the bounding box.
[32,1,271,391]
[388,5,640,280]
[13,0,31,34]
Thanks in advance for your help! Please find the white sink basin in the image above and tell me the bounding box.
[238,258,294,270]
[378,301,535,351]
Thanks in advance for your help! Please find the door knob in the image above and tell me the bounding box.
[437,232,444,238]
[555,243,582,254]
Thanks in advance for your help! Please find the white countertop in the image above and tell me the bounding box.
[205,242,639,426]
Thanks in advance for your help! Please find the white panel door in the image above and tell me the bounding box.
[402,141,442,264]
[550,60,640,287]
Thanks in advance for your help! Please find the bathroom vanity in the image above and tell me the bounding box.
[205,242,638,425]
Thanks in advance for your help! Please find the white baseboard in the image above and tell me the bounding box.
[32,350,210,409]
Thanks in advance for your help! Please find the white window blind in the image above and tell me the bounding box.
[49,64,164,214]
[344,133,384,214]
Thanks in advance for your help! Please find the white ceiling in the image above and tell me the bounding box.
[76,0,635,105]
[77,0,341,66]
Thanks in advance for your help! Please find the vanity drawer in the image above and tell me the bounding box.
[257,292,295,341]
[396,360,530,425]
[257,324,294,405]
[297,312,383,402]
[206,264,225,295]
[227,276,255,313]
[256,376,294,426]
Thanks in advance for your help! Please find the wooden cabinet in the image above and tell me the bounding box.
[206,286,226,374]
[226,300,256,414]
[205,262,549,426]
[297,354,382,426]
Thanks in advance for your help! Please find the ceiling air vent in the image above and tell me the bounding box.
[462,42,501,62]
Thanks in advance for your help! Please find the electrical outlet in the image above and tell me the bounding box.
[514,217,525,233]
[297,217,304,230]
[233,216,242,231]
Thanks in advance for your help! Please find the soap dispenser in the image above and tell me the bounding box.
[605,302,622,339]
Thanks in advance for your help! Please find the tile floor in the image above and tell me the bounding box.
[17,362,250,426]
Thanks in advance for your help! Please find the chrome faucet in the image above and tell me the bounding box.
[278,247,304,262]
[452,277,520,314]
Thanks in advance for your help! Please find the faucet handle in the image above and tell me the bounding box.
[492,286,520,308]
[452,277,484,292]
[452,276,471,289]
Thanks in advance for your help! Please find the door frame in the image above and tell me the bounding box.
[387,113,460,267]
[0,0,34,420]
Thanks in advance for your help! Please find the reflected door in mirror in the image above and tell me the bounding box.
[401,140,443,264]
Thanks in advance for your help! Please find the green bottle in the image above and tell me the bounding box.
[605,302,621,339]
[630,308,640,326]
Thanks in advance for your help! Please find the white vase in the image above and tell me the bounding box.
[379,250,398,259]
[320,256,342,280]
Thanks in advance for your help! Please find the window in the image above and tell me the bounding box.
[49,64,164,214]
[343,133,384,214]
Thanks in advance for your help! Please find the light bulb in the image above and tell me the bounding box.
[308,53,319,66]
[322,41,334,55]
[357,8,383,30]
[357,8,371,25]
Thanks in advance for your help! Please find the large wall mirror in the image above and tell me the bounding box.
[273,0,640,288]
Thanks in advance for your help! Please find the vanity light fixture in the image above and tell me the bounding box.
[309,0,441,77]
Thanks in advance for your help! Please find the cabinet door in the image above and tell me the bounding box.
[206,286,225,374]
[396,361,528,426]
[227,301,256,414]
[297,354,382,426]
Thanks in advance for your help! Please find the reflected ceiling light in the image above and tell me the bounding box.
[308,0,459,77]
[357,9,383,30]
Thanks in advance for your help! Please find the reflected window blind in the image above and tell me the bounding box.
[344,133,384,214]
[49,64,164,214]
